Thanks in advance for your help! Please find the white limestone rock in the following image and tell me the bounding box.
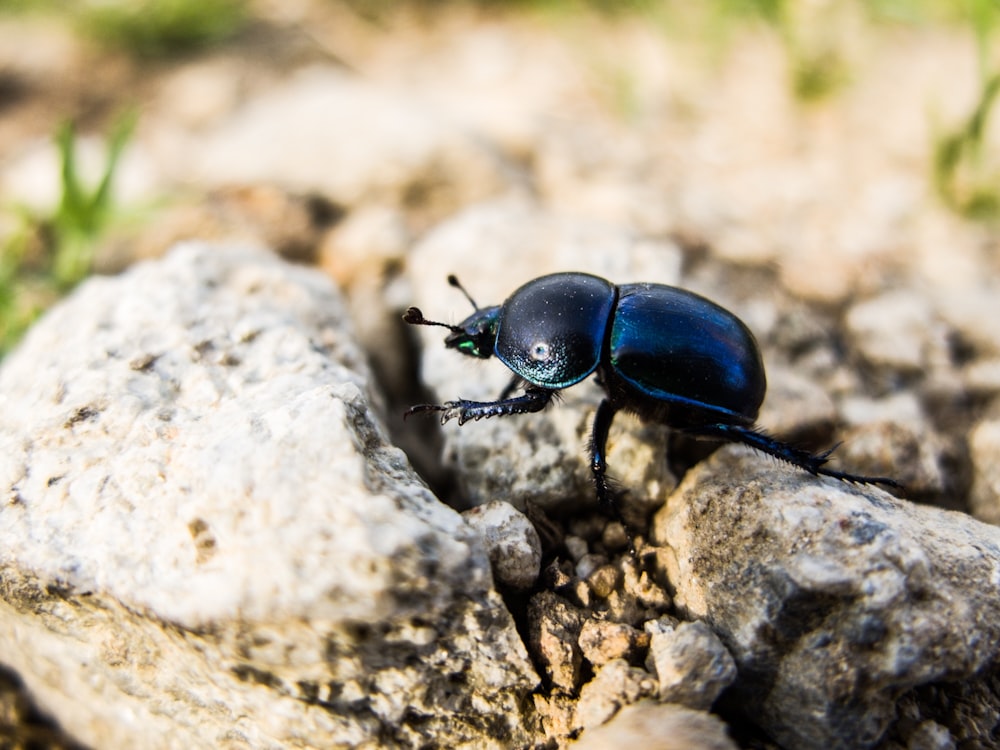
[0,243,538,749]
[654,446,1000,750]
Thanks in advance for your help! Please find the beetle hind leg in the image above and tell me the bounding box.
[693,423,900,489]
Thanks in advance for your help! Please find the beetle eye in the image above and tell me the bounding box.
[457,340,481,357]
[530,341,551,362]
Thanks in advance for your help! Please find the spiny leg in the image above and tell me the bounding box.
[405,386,554,425]
[589,399,636,553]
[693,422,900,489]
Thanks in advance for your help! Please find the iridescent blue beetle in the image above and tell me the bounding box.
[405,272,897,520]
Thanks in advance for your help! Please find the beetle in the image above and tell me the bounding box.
[404,272,898,526]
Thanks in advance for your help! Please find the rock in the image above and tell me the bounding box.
[184,66,510,216]
[755,364,837,440]
[934,286,1000,357]
[969,418,1000,525]
[644,619,737,711]
[461,500,542,589]
[844,290,948,374]
[574,659,657,732]
[831,418,959,503]
[891,677,1000,748]
[571,700,738,750]
[155,58,246,130]
[578,619,648,667]
[586,563,621,600]
[526,591,586,693]
[611,557,672,623]
[899,720,955,750]
[654,447,1000,750]
[0,243,538,749]
[963,357,1000,397]
[575,552,609,581]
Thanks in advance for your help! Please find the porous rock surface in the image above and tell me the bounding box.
[655,447,1000,750]
[0,243,538,749]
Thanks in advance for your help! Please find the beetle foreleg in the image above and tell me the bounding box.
[404,386,554,425]
[694,423,901,489]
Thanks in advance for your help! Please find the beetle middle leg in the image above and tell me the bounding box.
[589,399,637,553]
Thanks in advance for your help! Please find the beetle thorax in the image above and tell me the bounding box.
[494,273,617,389]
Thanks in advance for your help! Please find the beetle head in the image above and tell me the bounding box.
[444,306,500,358]
[402,275,499,359]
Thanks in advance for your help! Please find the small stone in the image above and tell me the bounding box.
[935,287,1000,356]
[572,700,738,750]
[969,418,1000,525]
[839,392,926,426]
[645,620,737,710]
[532,692,577,747]
[319,204,410,287]
[756,365,837,439]
[564,535,590,562]
[601,521,630,551]
[844,290,945,374]
[605,588,653,627]
[575,552,607,581]
[578,618,649,667]
[568,514,614,543]
[964,357,1000,397]
[462,500,542,589]
[832,419,954,500]
[542,558,574,590]
[622,557,672,611]
[904,720,955,750]
[587,564,622,600]
[571,578,594,609]
[574,659,657,732]
[526,591,586,692]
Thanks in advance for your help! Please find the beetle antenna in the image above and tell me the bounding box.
[447,274,479,311]
[402,307,464,334]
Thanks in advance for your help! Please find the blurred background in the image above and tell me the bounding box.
[0,0,997,353]
[0,0,998,743]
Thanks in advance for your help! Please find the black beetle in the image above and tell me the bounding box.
[404,272,898,524]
